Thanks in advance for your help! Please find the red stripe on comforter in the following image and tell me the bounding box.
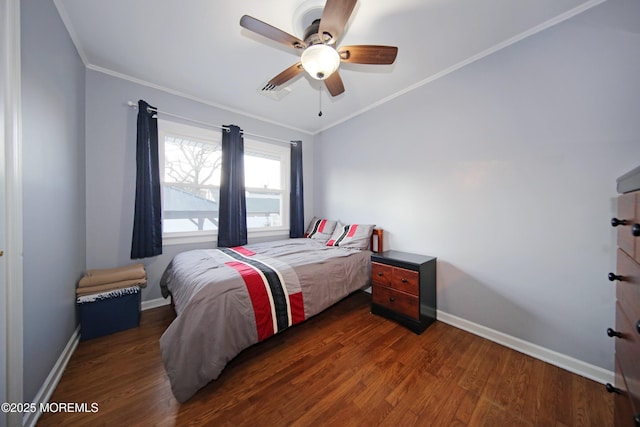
[226,258,306,341]
[289,292,305,324]
[229,246,256,257]
[225,261,274,341]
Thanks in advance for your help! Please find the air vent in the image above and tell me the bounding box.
[257,82,292,101]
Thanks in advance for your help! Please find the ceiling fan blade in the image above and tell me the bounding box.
[338,45,398,64]
[263,62,305,90]
[318,0,358,44]
[240,15,307,50]
[324,71,345,97]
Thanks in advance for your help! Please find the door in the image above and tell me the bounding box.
[1,0,10,423]
[2,1,22,426]
[0,83,7,427]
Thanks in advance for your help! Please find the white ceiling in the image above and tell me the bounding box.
[54,0,603,134]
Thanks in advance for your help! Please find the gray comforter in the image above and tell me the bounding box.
[159,238,372,402]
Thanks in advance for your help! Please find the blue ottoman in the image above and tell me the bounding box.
[78,286,141,341]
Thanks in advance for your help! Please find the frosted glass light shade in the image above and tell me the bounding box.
[301,44,340,80]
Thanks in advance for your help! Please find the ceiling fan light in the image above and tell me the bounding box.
[301,44,340,80]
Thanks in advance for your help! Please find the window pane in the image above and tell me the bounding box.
[163,184,220,232]
[244,154,281,190]
[246,190,282,228]
[164,136,221,185]
[163,135,221,233]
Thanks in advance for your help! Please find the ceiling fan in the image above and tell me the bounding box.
[240,0,398,97]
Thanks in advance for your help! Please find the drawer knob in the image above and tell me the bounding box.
[633,223,640,237]
[401,278,408,283]
[607,328,622,338]
[605,383,621,394]
[389,297,396,303]
[611,218,628,227]
[608,272,623,282]
[377,272,383,277]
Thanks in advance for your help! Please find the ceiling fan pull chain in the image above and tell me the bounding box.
[318,87,323,117]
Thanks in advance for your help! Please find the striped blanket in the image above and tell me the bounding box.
[159,238,372,402]
[219,246,305,341]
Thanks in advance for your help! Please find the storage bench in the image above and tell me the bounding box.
[77,286,141,341]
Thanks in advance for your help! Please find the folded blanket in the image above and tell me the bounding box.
[75,278,147,296]
[79,263,145,288]
[77,286,140,304]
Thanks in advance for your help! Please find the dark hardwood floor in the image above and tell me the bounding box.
[37,292,613,426]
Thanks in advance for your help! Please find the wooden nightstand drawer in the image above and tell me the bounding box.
[371,262,392,287]
[391,267,418,295]
[372,285,419,320]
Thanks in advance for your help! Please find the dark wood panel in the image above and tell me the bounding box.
[390,266,419,295]
[372,284,419,319]
[617,192,637,261]
[616,302,640,415]
[37,292,613,426]
[371,262,392,287]
[617,249,640,342]
[636,195,640,264]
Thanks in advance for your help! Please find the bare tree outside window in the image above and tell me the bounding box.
[163,136,221,232]
[164,136,221,199]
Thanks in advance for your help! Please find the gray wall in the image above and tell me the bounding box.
[314,0,640,371]
[85,70,314,302]
[21,0,86,402]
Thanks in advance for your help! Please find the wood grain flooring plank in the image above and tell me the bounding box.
[37,292,613,426]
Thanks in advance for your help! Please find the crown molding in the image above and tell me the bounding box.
[313,0,607,134]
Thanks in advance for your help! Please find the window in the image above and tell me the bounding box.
[158,120,290,244]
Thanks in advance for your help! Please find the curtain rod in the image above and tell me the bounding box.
[126,101,298,146]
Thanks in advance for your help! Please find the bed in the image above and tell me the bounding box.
[159,227,383,402]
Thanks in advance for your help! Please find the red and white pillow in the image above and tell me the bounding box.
[305,217,337,244]
[326,223,375,250]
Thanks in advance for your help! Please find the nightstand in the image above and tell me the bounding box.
[370,250,437,334]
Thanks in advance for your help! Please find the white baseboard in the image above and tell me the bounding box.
[141,297,171,311]
[436,310,614,385]
[23,326,80,427]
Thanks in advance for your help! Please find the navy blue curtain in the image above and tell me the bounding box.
[217,125,247,247]
[131,100,162,259]
[289,141,304,238]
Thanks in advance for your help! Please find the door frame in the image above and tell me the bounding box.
[2,0,24,426]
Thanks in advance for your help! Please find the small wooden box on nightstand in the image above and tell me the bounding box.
[370,250,437,334]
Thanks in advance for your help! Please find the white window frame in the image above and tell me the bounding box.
[158,119,290,245]
[244,138,291,239]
